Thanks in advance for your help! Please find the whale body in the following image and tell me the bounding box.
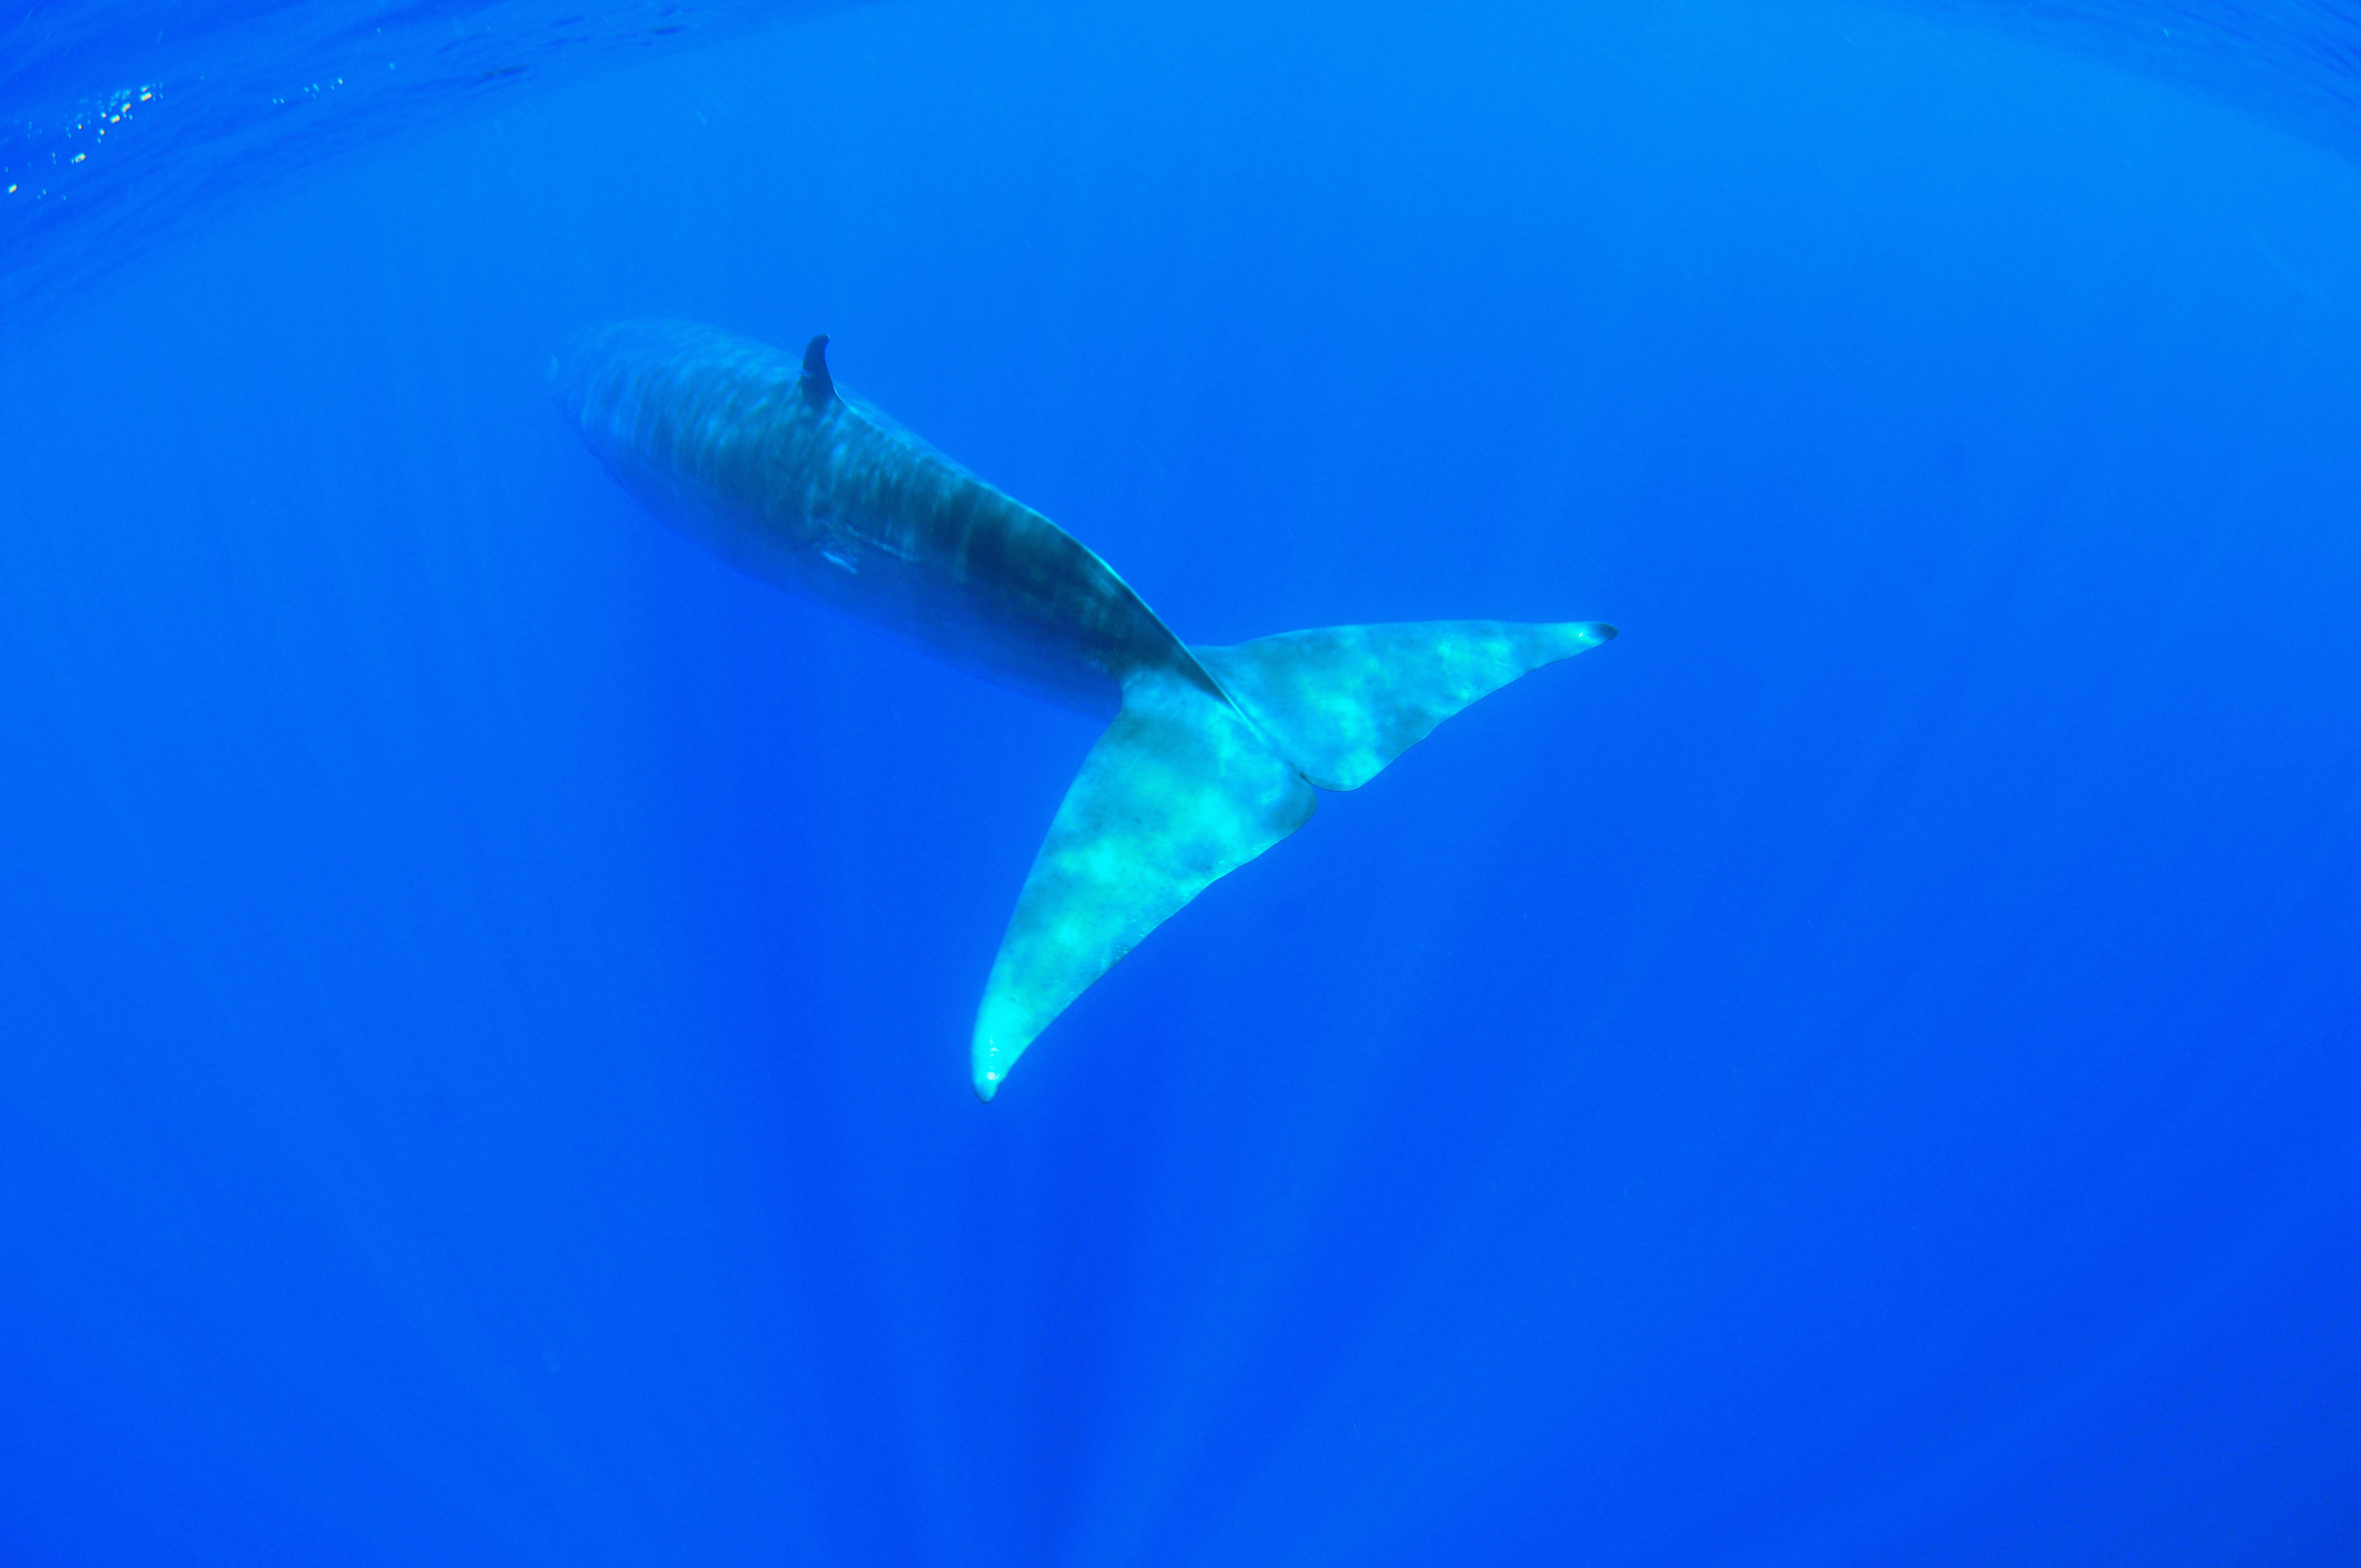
[553,321,1614,1099]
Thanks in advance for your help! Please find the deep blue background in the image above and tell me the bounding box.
[5,1,2360,1562]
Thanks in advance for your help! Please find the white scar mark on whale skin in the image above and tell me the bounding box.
[552,320,1617,1100]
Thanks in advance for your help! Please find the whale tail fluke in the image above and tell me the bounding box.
[970,620,1615,1099]
[1193,620,1617,790]
[971,669,1317,1099]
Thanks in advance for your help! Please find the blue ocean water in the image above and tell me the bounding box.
[4,0,2359,1563]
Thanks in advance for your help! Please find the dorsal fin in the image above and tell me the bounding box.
[800,334,835,406]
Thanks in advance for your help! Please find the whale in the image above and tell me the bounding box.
[552,320,1615,1099]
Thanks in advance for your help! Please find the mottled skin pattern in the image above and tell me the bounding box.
[551,319,1217,719]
